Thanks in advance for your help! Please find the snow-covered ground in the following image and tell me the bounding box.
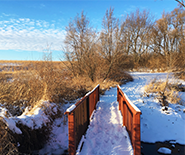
[76,72,185,155]
[1,101,61,134]
[123,72,185,144]
[39,103,70,154]
[0,63,21,66]
[41,72,185,154]
[0,72,185,154]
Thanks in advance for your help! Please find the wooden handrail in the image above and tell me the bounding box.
[117,85,142,155]
[64,84,100,155]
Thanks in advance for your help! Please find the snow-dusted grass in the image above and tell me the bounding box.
[1,72,184,154]
[0,100,64,154]
[2,101,60,134]
[144,76,184,106]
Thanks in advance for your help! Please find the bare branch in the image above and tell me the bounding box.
[175,0,185,7]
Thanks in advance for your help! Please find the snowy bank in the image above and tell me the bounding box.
[121,72,185,144]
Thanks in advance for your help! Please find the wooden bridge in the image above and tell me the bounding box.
[65,85,141,155]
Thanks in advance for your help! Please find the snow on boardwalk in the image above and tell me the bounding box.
[77,88,133,155]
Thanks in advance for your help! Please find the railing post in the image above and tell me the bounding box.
[67,112,76,155]
[132,112,141,155]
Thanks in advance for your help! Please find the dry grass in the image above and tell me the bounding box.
[0,118,18,155]
[0,60,68,110]
[0,59,133,154]
[174,71,185,81]
[0,71,45,111]
[0,60,133,108]
[0,72,14,82]
[144,78,183,106]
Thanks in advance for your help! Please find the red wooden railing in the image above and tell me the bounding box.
[64,84,100,155]
[117,85,142,155]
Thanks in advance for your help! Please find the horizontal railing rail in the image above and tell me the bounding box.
[117,85,142,155]
[64,84,100,155]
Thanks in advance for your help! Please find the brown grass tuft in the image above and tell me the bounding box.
[144,78,183,106]
[174,71,185,81]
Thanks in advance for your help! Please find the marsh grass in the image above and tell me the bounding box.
[144,78,184,106]
[0,60,133,154]
[0,60,133,110]
[0,60,70,109]
[0,71,45,110]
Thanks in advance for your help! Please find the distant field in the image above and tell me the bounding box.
[0,60,65,65]
[0,60,67,72]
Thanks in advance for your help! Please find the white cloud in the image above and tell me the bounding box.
[0,17,65,52]
[2,13,10,17]
[19,18,25,22]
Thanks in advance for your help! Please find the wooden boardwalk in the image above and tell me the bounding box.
[77,99,133,155]
[65,85,141,155]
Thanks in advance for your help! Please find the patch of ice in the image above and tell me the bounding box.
[158,147,171,154]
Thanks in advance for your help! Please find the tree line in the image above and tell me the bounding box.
[63,7,185,82]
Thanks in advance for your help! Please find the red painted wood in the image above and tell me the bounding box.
[117,85,141,155]
[65,85,100,155]
[68,113,76,155]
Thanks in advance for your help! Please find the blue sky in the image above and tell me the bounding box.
[0,0,179,61]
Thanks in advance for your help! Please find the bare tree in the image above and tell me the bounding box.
[64,11,99,81]
[151,8,185,70]
[99,7,127,80]
[123,9,154,67]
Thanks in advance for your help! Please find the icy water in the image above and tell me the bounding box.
[141,142,185,155]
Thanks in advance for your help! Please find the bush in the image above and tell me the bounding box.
[144,78,184,106]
